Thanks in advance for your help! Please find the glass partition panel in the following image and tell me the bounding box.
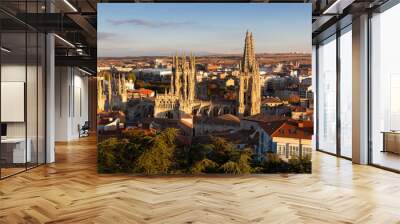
[38,32,45,165]
[0,1,47,179]
[317,35,337,154]
[371,4,400,171]
[1,31,27,177]
[27,31,38,169]
[339,27,352,158]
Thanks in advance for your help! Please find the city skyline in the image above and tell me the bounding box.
[98,3,312,57]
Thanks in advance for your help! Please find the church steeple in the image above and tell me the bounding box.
[242,31,250,72]
[238,31,261,117]
[188,53,196,101]
[241,31,257,73]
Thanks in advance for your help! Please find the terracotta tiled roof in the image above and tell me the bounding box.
[259,120,286,135]
[129,88,154,95]
[271,121,312,140]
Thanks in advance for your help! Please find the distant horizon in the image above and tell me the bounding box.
[98,3,311,57]
[98,51,312,59]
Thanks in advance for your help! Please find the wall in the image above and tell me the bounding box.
[1,64,26,139]
[55,67,89,141]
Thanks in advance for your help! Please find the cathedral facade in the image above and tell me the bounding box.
[154,31,261,119]
[154,53,197,119]
[237,31,261,116]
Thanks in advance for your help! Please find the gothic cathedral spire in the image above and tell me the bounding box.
[238,31,261,116]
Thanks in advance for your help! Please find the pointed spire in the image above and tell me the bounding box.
[241,31,257,73]
[174,53,181,97]
[182,52,188,100]
[170,54,175,95]
[238,30,261,116]
[242,31,251,72]
[188,52,196,101]
[189,52,195,70]
[182,52,186,68]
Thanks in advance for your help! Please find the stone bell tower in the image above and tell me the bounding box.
[237,31,261,116]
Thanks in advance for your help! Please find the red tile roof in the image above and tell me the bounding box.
[129,88,154,95]
[259,120,286,135]
[271,121,312,140]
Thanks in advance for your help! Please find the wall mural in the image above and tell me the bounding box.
[97,3,313,174]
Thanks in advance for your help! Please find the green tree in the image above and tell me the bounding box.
[190,159,218,174]
[98,138,129,173]
[237,149,252,174]
[288,154,312,173]
[262,152,287,173]
[136,128,178,174]
[220,149,251,174]
[207,137,236,165]
[121,130,154,171]
[188,143,213,166]
[221,161,241,174]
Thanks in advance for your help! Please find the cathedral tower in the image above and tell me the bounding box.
[170,53,196,101]
[154,53,197,119]
[237,31,261,116]
[107,72,112,110]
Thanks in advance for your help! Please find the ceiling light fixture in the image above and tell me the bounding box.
[1,47,11,53]
[54,34,75,48]
[63,0,78,12]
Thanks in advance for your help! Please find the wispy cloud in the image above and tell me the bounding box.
[98,32,117,40]
[107,18,195,28]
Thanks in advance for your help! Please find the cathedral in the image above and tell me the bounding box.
[97,70,129,113]
[154,31,261,119]
[154,53,197,119]
[237,31,261,116]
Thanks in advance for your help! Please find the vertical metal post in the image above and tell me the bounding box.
[336,28,341,157]
[315,45,319,151]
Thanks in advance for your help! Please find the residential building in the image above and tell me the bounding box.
[272,120,313,160]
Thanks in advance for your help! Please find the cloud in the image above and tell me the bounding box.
[98,32,117,40]
[107,18,194,28]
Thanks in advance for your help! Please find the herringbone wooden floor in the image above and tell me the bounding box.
[1,136,400,224]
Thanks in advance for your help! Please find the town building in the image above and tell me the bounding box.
[272,120,313,161]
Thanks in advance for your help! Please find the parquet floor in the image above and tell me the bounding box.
[1,136,400,224]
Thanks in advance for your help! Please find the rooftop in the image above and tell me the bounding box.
[271,120,312,140]
[241,114,288,123]
[195,114,240,126]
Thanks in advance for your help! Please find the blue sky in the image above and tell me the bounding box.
[98,3,311,57]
